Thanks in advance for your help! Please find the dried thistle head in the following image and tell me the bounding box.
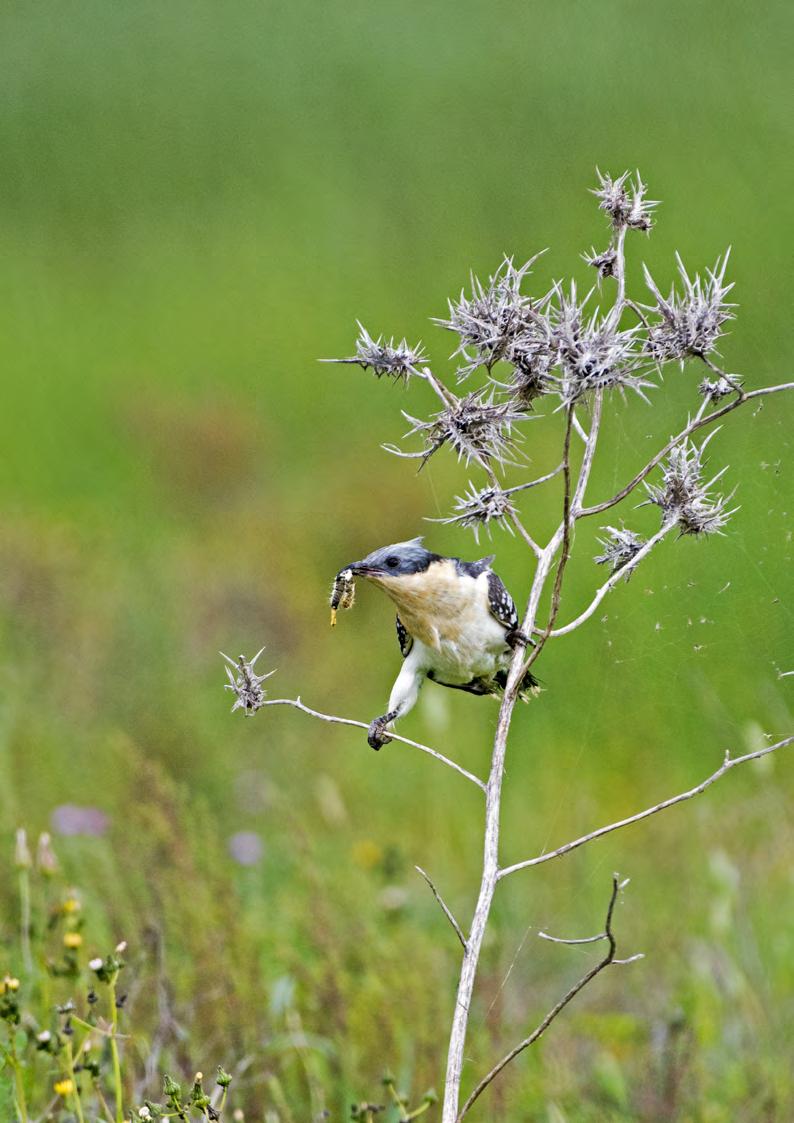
[594,525,646,577]
[434,253,546,376]
[582,245,618,279]
[221,648,275,715]
[644,433,737,535]
[549,282,651,405]
[436,481,517,542]
[699,374,739,402]
[323,322,426,382]
[592,169,659,232]
[504,310,558,407]
[643,251,735,364]
[389,390,527,470]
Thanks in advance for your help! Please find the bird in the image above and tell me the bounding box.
[334,537,539,749]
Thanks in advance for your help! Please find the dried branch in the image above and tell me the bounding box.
[580,382,794,518]
[549,517,676,637]
[457,874,640,1121]
[499,735,794,879]
[262,696,486,792]
[416,866,467,950]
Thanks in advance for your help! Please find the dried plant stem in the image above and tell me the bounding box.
[581,381,794,518]
[442,382,607,1123]
[415,866,467,950]
[441,543,555,1123]
[457,874,637,1121]
[262,697,486,791]
[499,735,793,879]
[550,517,677,636]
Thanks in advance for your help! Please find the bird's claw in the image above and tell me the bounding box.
[506,628,534,649]
[367,712,396,751]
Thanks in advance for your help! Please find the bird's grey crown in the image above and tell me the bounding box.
[346,537,441,578]
[342,538,501,581]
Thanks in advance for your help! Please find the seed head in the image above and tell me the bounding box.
[436,481,517,542]
[594,525,646,577]
[643,251,735,364]
[644,433,737,535]
[390,390,526,469]
[699,374,739,402]
[549,282,651,405]
[582,245,618,279]
[592,169,659,232]
[434,253,546,376]
[221,648,275,715]
[323,322,426,382]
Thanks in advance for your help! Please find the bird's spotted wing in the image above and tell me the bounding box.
[395,614,414,658]
[486,571,519,635]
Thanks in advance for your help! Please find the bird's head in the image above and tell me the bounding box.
[340,537,440,586]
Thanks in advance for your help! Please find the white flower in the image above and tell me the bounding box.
[89,957,103,971]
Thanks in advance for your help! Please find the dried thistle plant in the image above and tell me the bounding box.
[437,481,518,542]
[323,321,427,382]
[221,648,275,715]
[644,433,738,536]
[643,251,735,364]
[391,390,528,469]
[594,525,646,576]
[225,168,793,1123]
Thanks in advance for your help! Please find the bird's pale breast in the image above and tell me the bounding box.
[374,561,508,679]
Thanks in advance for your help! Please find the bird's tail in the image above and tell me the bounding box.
[493,667,542,701]
[517,668,541,702]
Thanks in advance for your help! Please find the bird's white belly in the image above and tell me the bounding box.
[419,628,509,683]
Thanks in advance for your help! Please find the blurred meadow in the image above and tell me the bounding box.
[0,0,792,1119]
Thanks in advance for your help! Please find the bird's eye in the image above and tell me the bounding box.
[385,555,400,568]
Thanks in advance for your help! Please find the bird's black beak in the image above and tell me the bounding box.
[343,561,378,577]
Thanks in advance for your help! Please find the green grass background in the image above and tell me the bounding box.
[0,0,792,1118]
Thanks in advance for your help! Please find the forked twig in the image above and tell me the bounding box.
[457,874,641,1120]
[499,735,794,879]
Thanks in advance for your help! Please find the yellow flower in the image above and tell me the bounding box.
[54,1078,74,1096]
[351,839,383,870]
[63,932,83,949]
[62,896,81,914]
[1,975,21,993]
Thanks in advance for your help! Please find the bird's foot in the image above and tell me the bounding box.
[367,711,397,751]
[506,628,535,649]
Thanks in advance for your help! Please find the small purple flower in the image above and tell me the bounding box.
[228,831,264,867]
[51,805,109,838]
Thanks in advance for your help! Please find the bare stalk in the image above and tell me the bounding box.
[415,866,467,950]
[550,517,677,637]
[440,546,555,1123]
[262,697,486,791]
[580,381,794,518]
[457,874,640,1120]
[499,735,794,878]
